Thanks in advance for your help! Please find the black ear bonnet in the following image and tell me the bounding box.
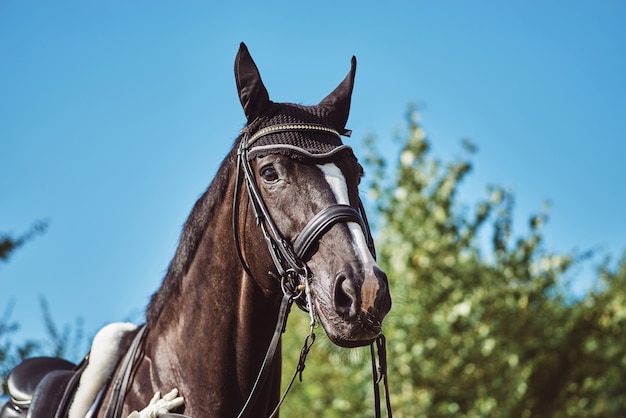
[235,43,356,161]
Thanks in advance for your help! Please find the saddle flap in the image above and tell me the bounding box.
[7,358,75,405]
[27,370,75,418]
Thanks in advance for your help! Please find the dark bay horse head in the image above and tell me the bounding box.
[234,43,391,348]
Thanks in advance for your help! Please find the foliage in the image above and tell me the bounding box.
[38,297,86,361]
[0,221,48,265]
[279,108,626,417]
[1,223,85,394]
[0,298,85,394]
[0,303,39,394]
[0,224,48,393]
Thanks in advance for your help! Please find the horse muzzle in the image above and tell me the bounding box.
[316,265,391,348]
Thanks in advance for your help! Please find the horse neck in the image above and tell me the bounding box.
[138,182,283,416]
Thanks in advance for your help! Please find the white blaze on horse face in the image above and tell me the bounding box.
[317,163,376,271]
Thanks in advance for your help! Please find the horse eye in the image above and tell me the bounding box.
[260,165,279,183]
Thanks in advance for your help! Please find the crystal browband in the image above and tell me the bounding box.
[246,123,342,147]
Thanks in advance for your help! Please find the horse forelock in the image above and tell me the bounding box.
[146,140,239,327]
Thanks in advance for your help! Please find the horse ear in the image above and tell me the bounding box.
[318,56,357,130]
[235,42,271,123]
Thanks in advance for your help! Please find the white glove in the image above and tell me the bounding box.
[127,389,185,418]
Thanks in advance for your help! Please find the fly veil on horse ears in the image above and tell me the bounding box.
[235,42,357,160]
[232,42,376,273]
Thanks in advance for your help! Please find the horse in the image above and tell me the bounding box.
[1,42,392,418]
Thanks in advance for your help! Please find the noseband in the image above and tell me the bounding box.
[231,123,392,418]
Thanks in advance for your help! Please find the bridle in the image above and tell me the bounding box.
[236,124,374,272]
[233,123,393,418]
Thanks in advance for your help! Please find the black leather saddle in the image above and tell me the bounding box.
[0,357,84,418]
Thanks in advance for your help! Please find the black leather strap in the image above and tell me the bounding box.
[293,204,366,259]
[104,325,147,418]
[370,334,392,418]
[238,141,305,277]
[237,292,293,418]
[55,359,89,417]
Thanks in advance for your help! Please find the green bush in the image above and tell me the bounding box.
[280,108,626,417]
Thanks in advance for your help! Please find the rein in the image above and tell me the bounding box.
[233,124,393,418]
[103,325,147,418]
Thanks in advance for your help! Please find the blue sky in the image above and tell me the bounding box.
[1,1,624,349]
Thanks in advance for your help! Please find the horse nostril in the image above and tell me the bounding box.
[334,274,359,320]
[373,267,392,316]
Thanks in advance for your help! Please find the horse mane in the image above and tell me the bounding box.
[146,138,240,327]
